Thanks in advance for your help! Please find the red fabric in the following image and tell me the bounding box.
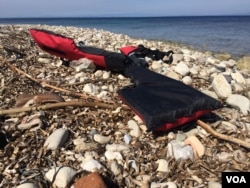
[119,94,212,132]
[120,46,137,55]
[29,29,107,68]
[154,109,212,131]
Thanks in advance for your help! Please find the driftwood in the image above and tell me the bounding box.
[197,120,250,149]
[0,100,116,116]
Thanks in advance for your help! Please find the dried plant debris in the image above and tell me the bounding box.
[0,25,250,188]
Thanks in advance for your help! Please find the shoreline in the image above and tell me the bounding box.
[1,22,250,59]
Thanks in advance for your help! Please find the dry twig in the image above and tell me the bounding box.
[0,100,116,116]
[197,119,250,149]
[5,60,103,102]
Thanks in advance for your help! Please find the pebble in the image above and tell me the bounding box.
[83,83,99,95]
[93,134,111,144]
[172,53,183,64]
[156,159,169,172]
[110,160,121,175]
[124,134,132,144]
[167,140,194,161]
[44,128,69,150]
[105,150,123,161]
[73,139,98,151]
[225,94,250,115]
[74,58,95,72]
[106,144,130,152]
[128,119,141,137]
[151,61,162,72]
[151,182,177,188]
[45,166,76,188]
[102,71,111,79]
[231,72,246,85]
[182,75,192,85]
[37,57,51,64]
[81,159,103,172]
[174,61,190,76]
[16,183,38,188]
[208,181,222,188]
[212,74,232,99]
[74,172,107,188]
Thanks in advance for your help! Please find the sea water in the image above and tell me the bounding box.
[0,16,250,57]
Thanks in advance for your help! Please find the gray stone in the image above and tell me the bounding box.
[172,54,183,64]
[212,74,232,99]
[44,128,69,150]
[174,61,190,76]
[226,94,250,115]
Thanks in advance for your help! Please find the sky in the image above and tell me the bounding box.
[0,0,250,18]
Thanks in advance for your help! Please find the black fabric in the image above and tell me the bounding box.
[136,44,174,63]
[118,64,222,131]
[78,46,126,73]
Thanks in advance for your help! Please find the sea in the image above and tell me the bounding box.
[0,16,250,58]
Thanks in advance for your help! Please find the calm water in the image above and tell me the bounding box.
[1,16,250,57]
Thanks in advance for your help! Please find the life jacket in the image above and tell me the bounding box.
[29,29,222,132]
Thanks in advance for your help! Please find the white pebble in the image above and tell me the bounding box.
[231,72,246,85]
[93,134,110,144]
[167,140,194,160]
[83,83,99,95]
[124,134,132,144]
[212,74,232,99]
[45,166,76,188]
[106,144,130,152]
[128,120,141,137]
[105,150,123,160]
[44,128,69,150]
[156,159,169,172]
[94,70,103,77]
[182,76,192,85]
[74,72,86,79]
[110,160,121,175]
[174,61,190,76]
[151,182,177,188]
[38,57,51,64]
[208,181,222,188]
[226,94,250,115]
[102,71,111,79]
[97,90,108,99]
[81,159,103,172]
[16,183,38,188]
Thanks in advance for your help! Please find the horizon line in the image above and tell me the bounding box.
[1,14,250,19]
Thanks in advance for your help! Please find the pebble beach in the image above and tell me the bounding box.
[0,24,250,188]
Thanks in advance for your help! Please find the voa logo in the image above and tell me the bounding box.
[226,176,246,184]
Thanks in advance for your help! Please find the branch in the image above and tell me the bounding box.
[197,119,250,149]
[0,100,116,116]
[5,61,103,102]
